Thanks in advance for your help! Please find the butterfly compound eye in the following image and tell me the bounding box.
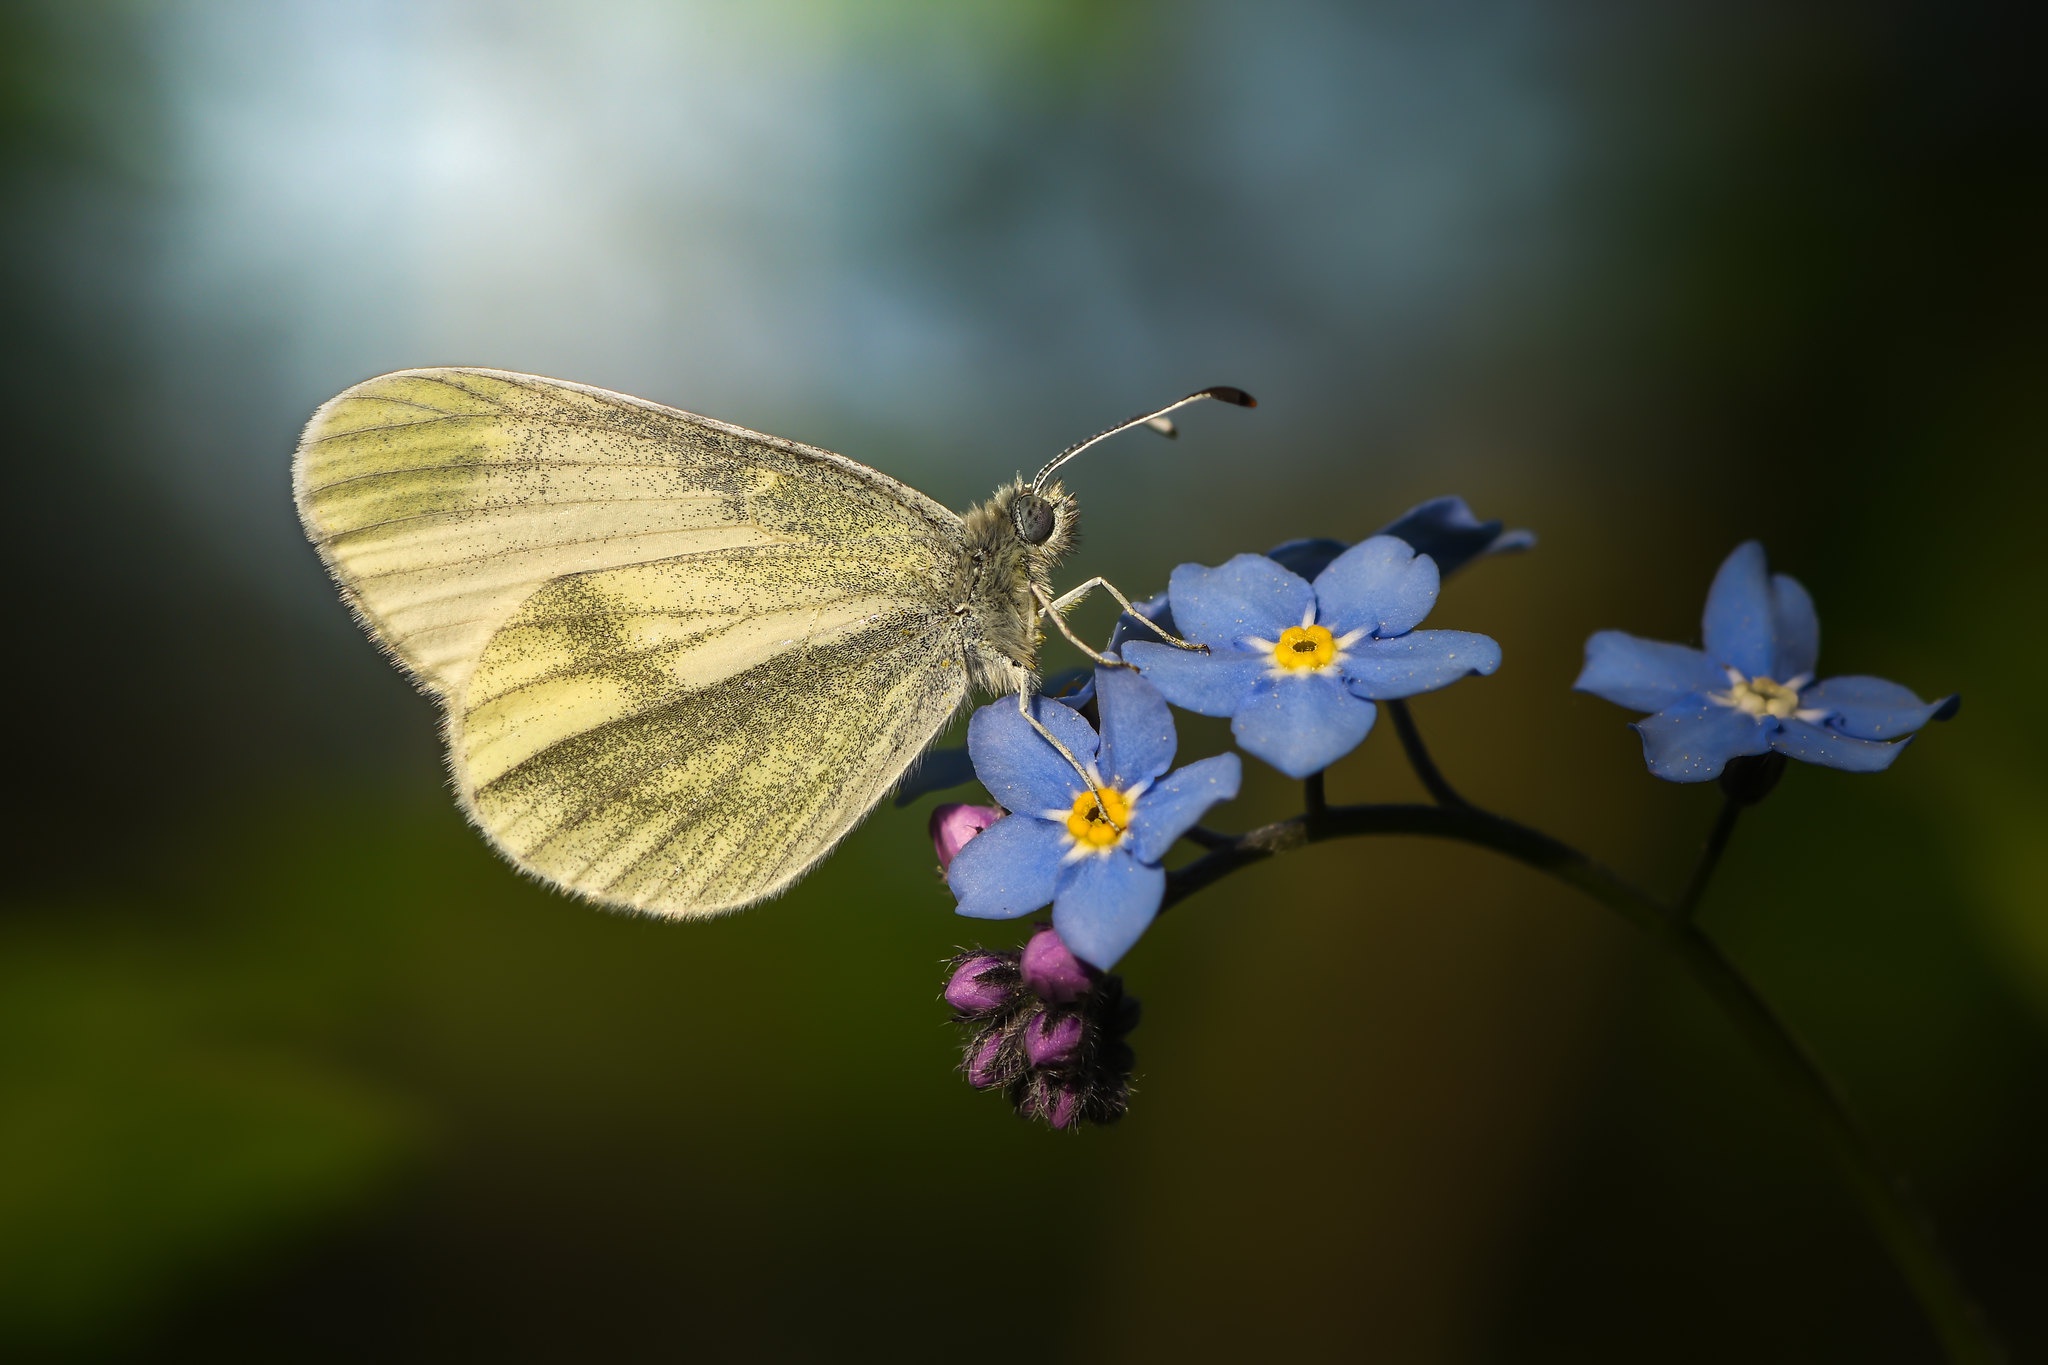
[1011,494,1057,546]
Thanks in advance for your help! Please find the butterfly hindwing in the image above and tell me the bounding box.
[294,367,969,916]
[458,561,966,915]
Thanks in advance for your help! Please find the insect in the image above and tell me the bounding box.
[293,368,1253,917]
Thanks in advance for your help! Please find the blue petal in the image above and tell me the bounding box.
[893,744,978,806]
[1341,630,1501,700]
[966,695,1098,816]
[1574,630,1727,713]
[1094,665,1177,789]
[1631,703,1772,782]
[948,815,1068,919]
[1802,675,1957,740]
[1053,853,1167,969]
[1231,675,1378,779]
[1107,590,1178,655]
[1313,535,1441,638]
[1372,496,1535,578]
[1770,574,1819,681]
[1123,642,1269,718]
[1167,555,1314,649]
[1264,537,1350,581]
[1770,718,1904,773]
[1129,753,1242,864]
[1702,541,1775,677]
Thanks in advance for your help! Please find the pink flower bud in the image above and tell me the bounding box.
[943,953,1016,1014]
[1020,924,1094,1005]
[1022,1074,1088,1130]
[1043,1085,1083,1130]
[930,803,1004,872]
[1024,1010,1085,1068]
[965,1032,1008,1090]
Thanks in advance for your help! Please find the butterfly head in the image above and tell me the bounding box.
[985,478,1078,567]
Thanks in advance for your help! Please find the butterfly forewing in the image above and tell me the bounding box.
[295,367,969,916]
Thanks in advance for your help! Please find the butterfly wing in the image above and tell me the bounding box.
[296,367,969,916]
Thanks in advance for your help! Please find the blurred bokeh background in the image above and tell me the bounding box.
[4,1,2043,1359]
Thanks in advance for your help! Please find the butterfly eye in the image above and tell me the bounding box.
[1011,494,1058,546]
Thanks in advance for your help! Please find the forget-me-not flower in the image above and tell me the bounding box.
[948,667,1241,969]
[1575,541,1958,781]
[1109,496,1532,654]
[1122,537,1503,779]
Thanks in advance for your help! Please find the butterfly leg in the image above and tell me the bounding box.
[1040,577,1208,654]
[1015,685,1123,833]
[1033,584,1133,669]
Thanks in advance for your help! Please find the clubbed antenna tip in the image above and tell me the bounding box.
[1032,385,1258,492]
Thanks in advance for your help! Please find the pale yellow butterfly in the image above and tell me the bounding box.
[294,368,1250,917]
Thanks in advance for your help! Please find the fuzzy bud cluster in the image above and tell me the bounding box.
[942,924,1140,1130]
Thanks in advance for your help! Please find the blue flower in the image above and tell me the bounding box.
[1123,537,1503,779]
[1109,495,1531,654]
[1574,541,1959,782]
[947,667,1242,969]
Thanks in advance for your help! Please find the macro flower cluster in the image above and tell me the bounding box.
[941,924,1141,1130]
[923,498,1956,1130]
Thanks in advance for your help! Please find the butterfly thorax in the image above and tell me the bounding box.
[957,478,1077,695]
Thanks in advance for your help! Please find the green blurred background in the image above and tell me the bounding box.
[3,1,2043,1359]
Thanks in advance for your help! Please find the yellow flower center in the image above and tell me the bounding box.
[1064,785,1134,848]
[1728,674,1800,719]
[1272,624,1337,672]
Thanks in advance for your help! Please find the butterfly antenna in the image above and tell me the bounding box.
[1031,386,1257,494]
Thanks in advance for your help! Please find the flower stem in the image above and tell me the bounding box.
[1676,796,1742,922]
[1304,770,1327,819]
[1385,699,1468,807]
[1162,800,2001,1363]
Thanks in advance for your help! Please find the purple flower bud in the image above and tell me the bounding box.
[1020,924,1094,1005]
[1024,1010,1085,1068]
[944,954,1016,1014]
[965,1032,1008,1090]
[930,803,1004,872]
[1021,1074,1088,1130]
[944,938,1138,1130]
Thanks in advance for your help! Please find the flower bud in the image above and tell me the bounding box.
[1023,1009,1086,1068]
[943,953,1018,1015]
[1041,1084,1083,1131]
[930,803,1004,872]
[1020,924,1094,1005]
[1021,1073,1088,1130]
[965,1031,1009,1090]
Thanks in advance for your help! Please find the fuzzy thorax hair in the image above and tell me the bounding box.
[959,478,1078,690]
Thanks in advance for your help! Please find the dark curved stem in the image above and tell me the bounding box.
[1677,796,1742,922]
[1163,800,2001,1364]
[1385,699,1467,807]
[1304,770,1327,819]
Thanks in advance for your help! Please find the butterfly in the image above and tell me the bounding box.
[293,368,1251,917]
